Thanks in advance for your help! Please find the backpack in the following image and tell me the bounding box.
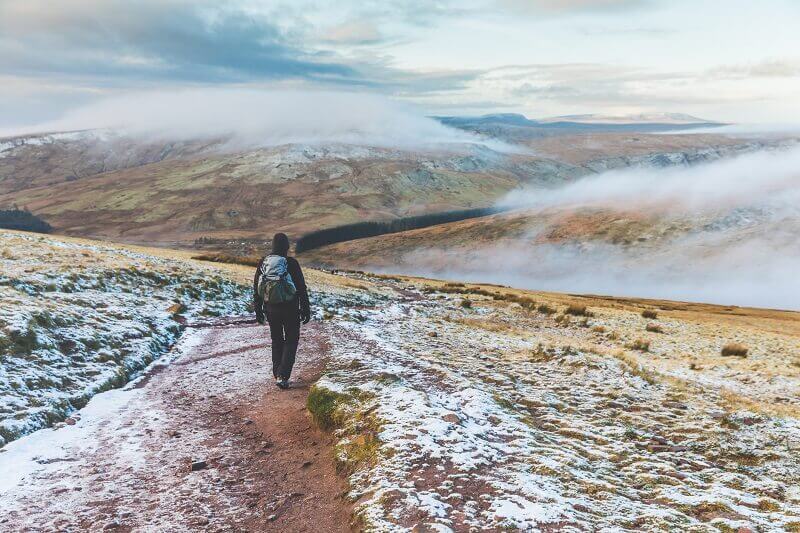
[258,255,297,305]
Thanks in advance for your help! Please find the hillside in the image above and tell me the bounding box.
[0,129,775,249]
[2,231,799,530]
[310,271,800,530]
[0,231,249,445]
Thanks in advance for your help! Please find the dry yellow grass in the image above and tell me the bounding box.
[565,304,593,317]
[627,339,651,352]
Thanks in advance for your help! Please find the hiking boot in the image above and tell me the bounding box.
[277,379,289,390]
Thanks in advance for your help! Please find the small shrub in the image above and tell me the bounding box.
[627,339,650,352]
[756,499,780,512]
[645,323,664,334]
[607,331,620,340]
[8,327,39,354]
[721,343,748,357]
[591,325,606,333]
[505,294,537,310]
[460,299,472,309]
[565,304,593,317]
[537,303,556,315]
[641,310,658,319]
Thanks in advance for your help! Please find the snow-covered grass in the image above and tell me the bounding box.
[312,272,800,531]
[0,231,249,446]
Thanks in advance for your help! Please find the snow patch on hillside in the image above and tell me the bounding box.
[314,275,800,530]
[0,232,248,446]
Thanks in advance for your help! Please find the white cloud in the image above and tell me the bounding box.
[1,88,519,152]
[320,20,383,44]
[499,144,800,212]
[497,0,650,13]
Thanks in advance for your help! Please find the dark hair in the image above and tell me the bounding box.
[271,232,290,256]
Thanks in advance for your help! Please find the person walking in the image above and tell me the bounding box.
[253,233,311,389]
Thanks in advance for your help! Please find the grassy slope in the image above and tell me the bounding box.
[0,144,521,245]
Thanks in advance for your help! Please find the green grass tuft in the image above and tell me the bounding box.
[307,384,350,431]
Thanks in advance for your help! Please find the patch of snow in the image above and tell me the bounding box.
[0,232,249,446]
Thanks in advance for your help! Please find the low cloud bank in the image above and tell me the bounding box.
[392,146,800,310]
[3,89,517,152]
[499,143,800,212]
[399,229,800,310]
[666,123,800,136]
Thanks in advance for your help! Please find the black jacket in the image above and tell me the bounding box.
[253,256,310,317]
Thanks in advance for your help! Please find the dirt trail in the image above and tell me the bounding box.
[0,318,352,532]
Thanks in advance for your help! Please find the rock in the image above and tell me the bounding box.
[301,461,313,469]
[647,444,671,453]
[190,460,207,472]
[607,401,626,409]
[572,504,590,513]
[64,418,77,426]
[427,331,438,337]
[442,414,460,424]
[103,521,120,530]
[267,514,278,521]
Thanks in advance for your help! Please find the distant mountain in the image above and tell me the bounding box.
[435,112,724,140]
[538,112,717,125]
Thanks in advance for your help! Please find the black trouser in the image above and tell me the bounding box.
[265,305,300,380]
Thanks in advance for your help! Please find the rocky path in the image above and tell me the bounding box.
[0,318,352,532]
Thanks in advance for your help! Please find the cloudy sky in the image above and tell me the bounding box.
[1,0,798,127]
